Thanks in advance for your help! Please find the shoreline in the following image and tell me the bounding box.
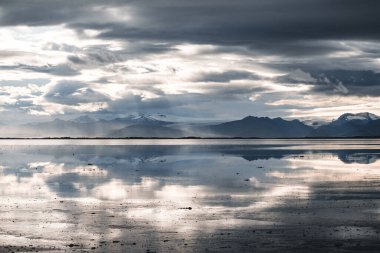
[0,136,379,140]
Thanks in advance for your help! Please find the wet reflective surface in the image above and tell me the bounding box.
[1,139,380,252]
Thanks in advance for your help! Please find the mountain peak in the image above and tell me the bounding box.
[73,115,97,123]
[337,112,380,122]
[242,115,269,120]
[125,113,159,122]
[110,113,171,126]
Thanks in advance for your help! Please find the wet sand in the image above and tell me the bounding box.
[0,139,380,252]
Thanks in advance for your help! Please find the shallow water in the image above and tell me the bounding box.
[0,139,380,252]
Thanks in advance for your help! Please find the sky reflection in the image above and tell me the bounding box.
[0,140,380,252]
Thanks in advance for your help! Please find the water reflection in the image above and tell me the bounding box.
[0,140,380,252]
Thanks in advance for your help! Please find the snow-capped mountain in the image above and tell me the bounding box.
[107,113,170,126]
[335,112,380,123]
[312,112,380,137]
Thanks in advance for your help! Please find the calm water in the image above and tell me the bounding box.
[0,139,380,252]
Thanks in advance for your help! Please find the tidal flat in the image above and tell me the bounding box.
[0,139,380,252]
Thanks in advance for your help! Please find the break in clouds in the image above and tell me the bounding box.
[0,0,380,123]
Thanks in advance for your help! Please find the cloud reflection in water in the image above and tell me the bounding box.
[0,140,379,252]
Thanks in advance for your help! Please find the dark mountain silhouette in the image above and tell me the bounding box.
[72,115,97,124]
[1,112,379,138]
[110,124,184,138]
[99,114,170,127]
[204,116,313,138]
[311,112,380,137]
[8,114,172,137]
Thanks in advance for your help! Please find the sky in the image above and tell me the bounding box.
[1,0,380,124]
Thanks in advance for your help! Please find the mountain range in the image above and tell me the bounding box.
[0,112,379,138]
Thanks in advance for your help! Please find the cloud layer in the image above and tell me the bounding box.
[0,0,380,123]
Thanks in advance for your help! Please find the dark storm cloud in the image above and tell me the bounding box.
[201,85,267,100]
[312,70,380,87]
[67,56,87,65]
[1,1,379,50]
[89,0,380,56]
[0,0,379,65]
[0,0,93,26]
[67,48,124,67]
[194,70,261,83]
[1,0,380,119]
[22,64,80,76]
[45,81,109,105]
[276,69,380,96]
[309,70,380,96]
[117,42,176,56]
[66,43,175,69]
[1,101,46,116]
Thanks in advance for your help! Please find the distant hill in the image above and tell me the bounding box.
[100,114,170,127]
[204,116,313,138]
[110,124,184,138]
[0,112,379,138]
[72,115,97,124]
[3,114,172,138]
[311,112,380,137]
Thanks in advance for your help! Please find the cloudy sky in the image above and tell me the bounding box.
[1,0,380,124]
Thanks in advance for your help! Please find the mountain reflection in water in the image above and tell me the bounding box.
[0,139,379,252]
